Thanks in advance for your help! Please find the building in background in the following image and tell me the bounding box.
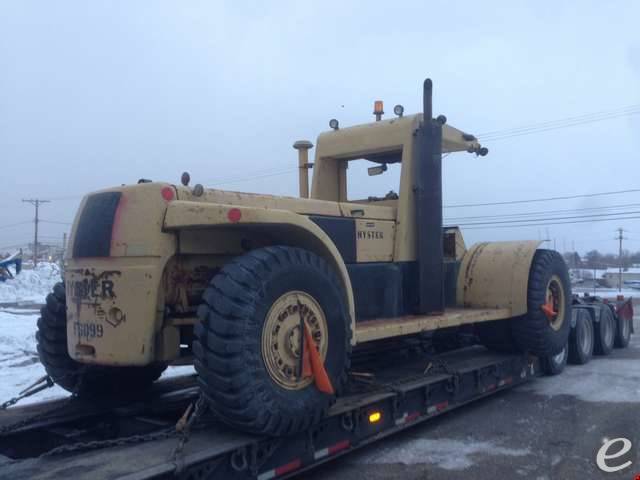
[602,267,640,288]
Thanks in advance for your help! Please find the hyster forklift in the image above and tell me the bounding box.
[37,79,571,436]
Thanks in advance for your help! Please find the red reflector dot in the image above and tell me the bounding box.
[161,187,175,201]
[228,208,242,223]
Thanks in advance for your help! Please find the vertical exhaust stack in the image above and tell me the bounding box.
[293,140,313,198]
[416,78,444,314]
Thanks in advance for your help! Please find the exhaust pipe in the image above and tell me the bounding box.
[416,79,444,314]
[293,140,313,198]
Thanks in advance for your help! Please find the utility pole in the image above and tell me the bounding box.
[62,232,67,260]
[22,199,50,266]
[616,227,625,292]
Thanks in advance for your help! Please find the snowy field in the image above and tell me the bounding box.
[0,262,194,405]
[0,309,195,406]
[572,286,638,299]
[0,262,61,305]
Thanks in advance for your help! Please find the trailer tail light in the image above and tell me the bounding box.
[368,411,382,424]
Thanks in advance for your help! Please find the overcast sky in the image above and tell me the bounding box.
[1,1,639,255]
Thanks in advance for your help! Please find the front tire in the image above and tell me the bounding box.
[37,283,166,396]
[194,246,352,436]
[511,250,572,356]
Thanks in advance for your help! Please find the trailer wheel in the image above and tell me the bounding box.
[36,283,166,395]
[568,308,594,365]
[194,246,351,436]
[594,306,615,355]
[614,306,632,349]
[511,250,571,357]
[541,343,568,376]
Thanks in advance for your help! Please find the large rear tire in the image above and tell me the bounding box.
[477,250,571,357]
[614,305,632,349]
[37,283,166,396]
[594,305,615,356]
[511,250,572,356]
[194,246,351,436]
[568,308,594,365]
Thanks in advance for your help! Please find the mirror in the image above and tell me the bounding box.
[367,164,388,176]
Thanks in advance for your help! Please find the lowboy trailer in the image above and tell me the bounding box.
[0,296,633,480]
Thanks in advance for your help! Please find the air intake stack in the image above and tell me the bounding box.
[415,78,444,314]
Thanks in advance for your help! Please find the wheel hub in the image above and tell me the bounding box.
[543,275,565,331]
[262,291,328,390]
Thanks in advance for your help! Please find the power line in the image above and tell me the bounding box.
[476,103,640,138]
[456,210,640,227]
[444,188,640,209]
[208,168,297,187]
[22,199,51,266]
[478,108,640,142]
[444,202,640,222]
[459,215,640,230]
[40,219,72,225]
[0,221,32,230]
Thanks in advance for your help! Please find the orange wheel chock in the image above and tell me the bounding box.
[302,322,335,395]
[540,302,557,320]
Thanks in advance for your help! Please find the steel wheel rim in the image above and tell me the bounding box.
[622,316,630,339]
[261,290,328,390]
[546,275,565,332]
[604,314,614,346]
[580,318,592,354]
[552,346,566,365]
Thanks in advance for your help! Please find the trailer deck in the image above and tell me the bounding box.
[0,346,538,480]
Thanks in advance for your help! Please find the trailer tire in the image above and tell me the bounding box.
[614,306,632,349]
[36,283,166,395]
[541,343,568,376]
[194,246,351,437]
[594,305,615,355]
[511,250,571,357]
[568,309,594,365]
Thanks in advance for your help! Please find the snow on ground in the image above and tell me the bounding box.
[356,437,530,470]
[518,322,640,402]
[0,310,67,405]
[0,262,61,304]
[0,309,194,407]
[572,286,638,298]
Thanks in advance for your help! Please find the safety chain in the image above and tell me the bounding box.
[39,394,207,461]
[0,370,82,437]
[172,395,208,470]
[1,375,55,411]
[41,426,178,457]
